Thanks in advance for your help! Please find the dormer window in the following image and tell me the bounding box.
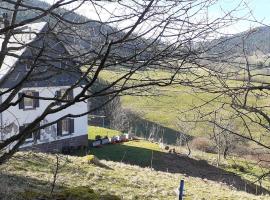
[21,59,33,71]
[25,63,31,71]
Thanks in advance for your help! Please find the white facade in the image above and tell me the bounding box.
[0,86,88,149]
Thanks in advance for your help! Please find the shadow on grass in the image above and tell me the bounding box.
[89,140,158,167]
[89,142,269,196]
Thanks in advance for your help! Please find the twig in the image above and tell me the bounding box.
[50,154,60,196]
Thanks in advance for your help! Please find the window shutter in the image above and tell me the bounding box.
[68,89,73,100]
[33,124,40,142]
[20,125,31,140]
[19,125,25,132]
[55,90,61,105]
[33,92,39,108]
[69,118,74,134]
[34,123,40,140]
[36,130,40,140]
[18,93,24,109]
[57,120,62,136]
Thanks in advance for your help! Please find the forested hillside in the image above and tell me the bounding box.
[0,0,153,61]
[204,26,270,58]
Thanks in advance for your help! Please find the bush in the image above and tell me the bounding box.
[231,164,246,172]
[84,155,95,163]
[95,135,102,140]
[190,137,215,153]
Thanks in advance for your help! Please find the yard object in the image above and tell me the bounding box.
[179,180,184,200]
[101,138,110,145]
[111,136,120,143]
[120,134,129,142]
[92,140,101,147]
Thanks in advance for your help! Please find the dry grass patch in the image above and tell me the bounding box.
[0,152,269,200]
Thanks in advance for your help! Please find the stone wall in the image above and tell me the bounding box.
[20,134,88,153]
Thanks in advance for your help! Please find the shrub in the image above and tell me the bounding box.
[95,135,102,140]
[231,164,246,172]
[190,137,215,153]
[84,155,95,163]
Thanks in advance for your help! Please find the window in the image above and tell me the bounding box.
[62,118,70,135]
[21,59,33,71]
[24,91,34,109]
[55,89,73,105]
[19,123,40,143]
[57,118,74,136]
[18,91,39,110]
[25,64,31,71]
[25,131,34,142]
[60,89,73,101]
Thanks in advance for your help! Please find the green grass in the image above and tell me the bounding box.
[88,126,121,140]
[1,151,269,200]
[87,126,270,191]
[99,69,270,145]
[89,141,160,167]
[0,125,269,199]
[88,126,162,167]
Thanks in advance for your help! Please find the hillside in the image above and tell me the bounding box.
[2,1,270,63]
[205,26,270,59]
[0,150,269,200]
[0,125,269,199]
[0,0,153,61]
[98,69,270,146]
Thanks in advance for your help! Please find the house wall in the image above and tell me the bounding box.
[0,86,88,151]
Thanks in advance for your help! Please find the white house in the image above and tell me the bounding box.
[0,21,88,152]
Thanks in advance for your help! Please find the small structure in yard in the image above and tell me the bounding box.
[92,140,102,147]
[111,136,121,143]
[101,138,110,145]
[91,133,132,147]
[120,134,129,142]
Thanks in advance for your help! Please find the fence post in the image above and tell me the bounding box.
[179,179,184,200]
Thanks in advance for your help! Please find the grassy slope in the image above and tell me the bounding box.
[88,126,122,140]
[88,126,270,193]
[88,126,161,167]
[1,151,269,200]
[99,70,270,143]
[1,126,269,199]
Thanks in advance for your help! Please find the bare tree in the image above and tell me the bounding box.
[177,21,270,180]
[106,96,129,132]
[0,0,248,164]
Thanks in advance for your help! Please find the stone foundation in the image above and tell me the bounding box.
[20,134,88,153]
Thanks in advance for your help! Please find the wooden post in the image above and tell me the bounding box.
[179,179,184,200]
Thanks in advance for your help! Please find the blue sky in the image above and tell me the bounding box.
[211,0,270,33]
[243,0,270,24]
[223,0,269,22]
